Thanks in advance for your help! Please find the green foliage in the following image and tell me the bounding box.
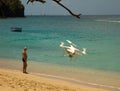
[0,0,24,18]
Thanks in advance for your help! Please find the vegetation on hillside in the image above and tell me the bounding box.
[0,0,24,18]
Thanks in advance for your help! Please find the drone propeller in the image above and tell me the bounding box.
[66,40,76,46]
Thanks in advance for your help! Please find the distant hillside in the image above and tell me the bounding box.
[0,0,24,18]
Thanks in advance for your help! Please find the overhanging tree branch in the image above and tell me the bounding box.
[27,0,46,4]
[53,0,80,19]
[27,0,81,19]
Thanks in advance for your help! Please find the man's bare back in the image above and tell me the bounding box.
[22,48,27,62]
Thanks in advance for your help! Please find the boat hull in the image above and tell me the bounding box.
[11,27,22,32]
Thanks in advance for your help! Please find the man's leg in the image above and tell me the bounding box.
[23,62,25,73]
[25,62,27,73]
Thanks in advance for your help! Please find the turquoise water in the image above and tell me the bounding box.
[0,15,120,73]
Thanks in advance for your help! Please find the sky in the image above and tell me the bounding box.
[20,0,120,15]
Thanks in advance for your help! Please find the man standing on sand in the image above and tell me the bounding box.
[22,47,28,73]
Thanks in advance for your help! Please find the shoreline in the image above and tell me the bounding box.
[0,58,120,91]
[0,68,109,91]
[31,73,120,91]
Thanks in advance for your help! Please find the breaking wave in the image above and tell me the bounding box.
[96,19,120,23]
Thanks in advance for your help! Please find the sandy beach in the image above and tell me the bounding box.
[0,68,109,91]
[1,58,120,91]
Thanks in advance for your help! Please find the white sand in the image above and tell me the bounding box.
[0,68,109,91]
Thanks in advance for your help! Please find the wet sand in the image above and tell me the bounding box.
[0,58,120,91]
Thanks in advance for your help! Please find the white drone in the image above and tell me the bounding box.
[60,40,86,60]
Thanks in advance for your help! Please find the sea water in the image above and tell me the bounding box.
[0,15,120,89]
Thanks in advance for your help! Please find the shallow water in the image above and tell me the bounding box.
[0,15,120,72]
